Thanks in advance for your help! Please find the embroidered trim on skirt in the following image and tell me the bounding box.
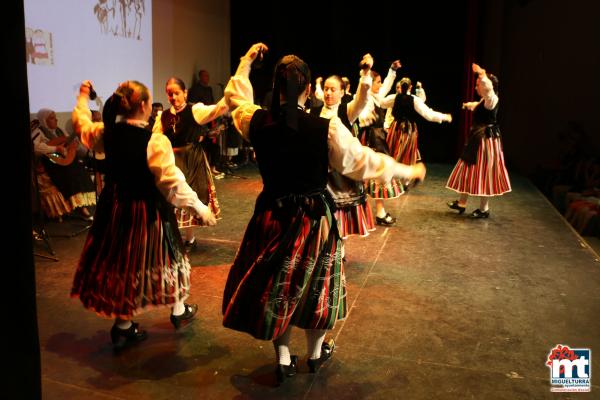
[446,137,511,196]
[387,120,421,165]
[222,194,346,340]
[335,201,375,239]
[71,184,190,319]
[173,143,220,228]
[364,178,404,199]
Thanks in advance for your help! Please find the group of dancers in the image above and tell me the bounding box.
[68,42,510,384]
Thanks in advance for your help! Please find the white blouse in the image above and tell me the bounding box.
[72,96,208,216]
[380,93,451,124]
[151,98,229,134]
[225,56,416,184]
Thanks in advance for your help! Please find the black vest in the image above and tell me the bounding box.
[392,93,420,122]
[472,100,498,128]
[160,104,201,148]
[103,122,160,200]
[249,108,330,198]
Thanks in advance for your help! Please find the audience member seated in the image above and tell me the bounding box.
[32,108,96,219]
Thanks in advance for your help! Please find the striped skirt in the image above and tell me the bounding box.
[387,120,421,165]
[71,184,190,319]
[173,143,220,228]
[335,202,375,239]
[222,193,346,340]
[446,137,511,196]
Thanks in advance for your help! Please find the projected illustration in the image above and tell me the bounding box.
[93,0,146,40]
[25,28,53,65]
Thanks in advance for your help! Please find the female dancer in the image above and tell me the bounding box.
[222,43,426,383]
[384,77,452,166]
[310,54,374,240]
[71,80,216,349]
[152,77,228,247]
[446,63,511,218]
[358,61,403,225]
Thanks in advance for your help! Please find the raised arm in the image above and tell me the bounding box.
[346,54,373,123]
[374,60,401,102]
[314,77,324,101]
[473,63,498,109]
[224,43,268,140]
[72,80,105,152]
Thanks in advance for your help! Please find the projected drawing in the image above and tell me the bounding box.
[94,0,146,40]
[25,28,53,65]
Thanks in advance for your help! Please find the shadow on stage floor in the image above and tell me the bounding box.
[35,164,600,399]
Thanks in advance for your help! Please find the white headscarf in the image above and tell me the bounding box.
[37,108,56,134]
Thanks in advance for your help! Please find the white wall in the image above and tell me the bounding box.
[152,0,230,107]
[48,0,230,131]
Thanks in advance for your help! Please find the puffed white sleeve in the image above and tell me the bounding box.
[314,79,324,101]
[328,117,415,183]
[152,110,163,134]
[225,55,261,140]
[72,94,105,152]
[346,73,372,123]
[147,132,208,216]
[375,68,397,102]
[413,96,451,123]
[191,97,229,125]
[479,74,499,110]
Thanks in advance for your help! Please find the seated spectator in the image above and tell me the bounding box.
[32,108,96,219]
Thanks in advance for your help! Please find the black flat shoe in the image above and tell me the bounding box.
[447,200,466,214]
[110,321,147,349]
[375,213,396,226]
[470,209,490,219]
[307,338,335,373]
[275,355,298,385]
[170,303,198,329]
[184,238,197,248]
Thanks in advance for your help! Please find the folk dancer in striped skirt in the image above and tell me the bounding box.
[383,77,452,166]
[357,60,404,226]
[71,80,216,350]
[152,77,228,248]
[446,63,511,218]
[310,54,375,249]
[222,43,426,384]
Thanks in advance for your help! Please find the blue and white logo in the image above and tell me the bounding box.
[547,344,591,392]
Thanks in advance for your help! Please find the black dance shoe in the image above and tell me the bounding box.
[307,338,335,373]
[375,213,396,226]
[447,200,466,214]
[470,209,490,219]
[170,303,198,329]
[110,321,147,349]
[275,355,298,385]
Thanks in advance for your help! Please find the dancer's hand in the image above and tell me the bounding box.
[446,113,453,123]
[245,43,268,62]
[411,162,426,183]
[391,60,402,70]
[360,53,373,70]
[194,204,217,226]
[316,77,323,85]
[472,63,485,76]
[80,80,94,96]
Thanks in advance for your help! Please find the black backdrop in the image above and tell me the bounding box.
[231,0,473,163]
